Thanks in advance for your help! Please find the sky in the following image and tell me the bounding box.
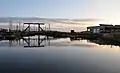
[0,0,120,24]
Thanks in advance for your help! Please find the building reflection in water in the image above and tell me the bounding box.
[70,37,120,48]
[1,36,120,48]
[87,38,120,48]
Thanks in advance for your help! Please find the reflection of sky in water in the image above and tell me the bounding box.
[0,38,120,52]
[0,44,120,73]
[0,38,119,72]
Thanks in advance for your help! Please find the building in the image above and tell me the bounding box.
[87,24,120,33]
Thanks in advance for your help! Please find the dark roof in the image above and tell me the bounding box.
[87,26,100,29]
[99,24,113,26]
[87,24,120,29]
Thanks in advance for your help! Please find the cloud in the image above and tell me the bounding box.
[71,19,103,22]
[47,18,103,25]
[0,17,103,25]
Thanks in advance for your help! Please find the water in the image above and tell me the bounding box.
[0,37,120,73]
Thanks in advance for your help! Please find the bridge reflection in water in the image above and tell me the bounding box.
[8,35,59,47]
[2,36,120,48]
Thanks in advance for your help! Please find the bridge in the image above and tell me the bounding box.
[0,22,81,41]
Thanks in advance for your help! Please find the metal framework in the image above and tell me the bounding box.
[23,23,45,32]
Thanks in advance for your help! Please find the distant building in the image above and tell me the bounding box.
[0,28,8,32]
[87,24,120,33]
[71,30,75,33]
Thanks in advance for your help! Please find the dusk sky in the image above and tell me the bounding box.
[0,0,120,24]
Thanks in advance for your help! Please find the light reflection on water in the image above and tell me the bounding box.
[0,38,120,73]
[0,37,120,50]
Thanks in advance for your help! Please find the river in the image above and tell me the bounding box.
[0,37,120,73]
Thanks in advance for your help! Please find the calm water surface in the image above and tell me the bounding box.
[0,38,120,73]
